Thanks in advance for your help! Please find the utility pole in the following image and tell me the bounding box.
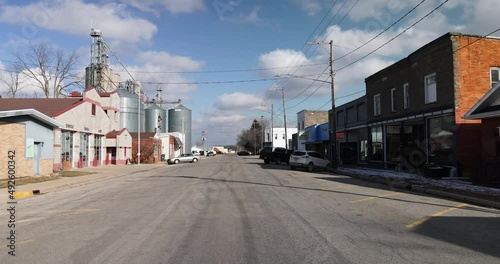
[253,120,256,155]
[305,40,337,168]
[271,104,274,147]
[328,40,337,169]
[260,115,264,149]
[281,88,288,150]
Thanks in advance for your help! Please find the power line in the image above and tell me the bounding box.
[336,0,450,73]
[335,0,427,62]
[112,62,328,74]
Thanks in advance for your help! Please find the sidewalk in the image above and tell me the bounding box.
[1,163,165,203]
[332,166,500,209]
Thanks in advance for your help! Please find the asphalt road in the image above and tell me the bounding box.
[1,155,499,263]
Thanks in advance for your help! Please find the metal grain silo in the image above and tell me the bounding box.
[145,104,167,133]
[116,88,145,132]
[168,104,192,152]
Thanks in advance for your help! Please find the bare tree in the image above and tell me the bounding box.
[0,63,26,98]
[14,42,82,98]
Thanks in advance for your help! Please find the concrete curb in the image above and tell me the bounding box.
[332,169,500,210]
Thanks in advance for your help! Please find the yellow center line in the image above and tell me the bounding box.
[351,192,402,204]
[18,217,47,223]
[0,239,34,249]
[407,203,468,229]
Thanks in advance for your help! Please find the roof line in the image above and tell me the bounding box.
[0,109,64,128]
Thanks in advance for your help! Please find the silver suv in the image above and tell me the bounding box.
[289,150,331,172]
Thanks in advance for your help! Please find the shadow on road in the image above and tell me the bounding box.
[412,216,500,258]
[147,175,500,215]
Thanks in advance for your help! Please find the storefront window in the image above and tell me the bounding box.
[371,126,383,161]
[428,115,454,166]
[61,131,73,162]
[80,133,89,166]
[359,140,367,161]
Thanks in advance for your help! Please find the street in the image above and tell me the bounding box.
[1,155,499,264]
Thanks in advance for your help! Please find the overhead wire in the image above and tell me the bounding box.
[336,0,451,73]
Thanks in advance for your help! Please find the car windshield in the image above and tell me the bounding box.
[292,151,307,156]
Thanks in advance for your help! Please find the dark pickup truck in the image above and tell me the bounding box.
[259,147,293,164]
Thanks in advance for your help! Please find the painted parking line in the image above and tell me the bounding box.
[351,192,402,204]
[0,239,34,249]
[18,217,47,223]
[13,191,34,199]
[406,203,468,229]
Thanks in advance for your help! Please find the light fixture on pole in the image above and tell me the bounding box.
[304,40,337,168]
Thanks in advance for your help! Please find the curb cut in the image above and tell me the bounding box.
[332,169,500,210]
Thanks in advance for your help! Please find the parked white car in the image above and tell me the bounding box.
[167,154,199,164]
[289,150,331,172]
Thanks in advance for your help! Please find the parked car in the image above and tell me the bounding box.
[206,151,215,156]
[167,154,199,164]
[259,146,274,164]
[237,150,251,156]
[259,147,292,164]
[289,150,331,172]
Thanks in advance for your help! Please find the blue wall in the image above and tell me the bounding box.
[3,116,55,159]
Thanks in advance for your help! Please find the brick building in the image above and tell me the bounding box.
[296,110,329,150]
[364,32,500,178]
[335,96,368,164]
[464,82,500,184]
[0,87,132,170]
[0,109,63,178]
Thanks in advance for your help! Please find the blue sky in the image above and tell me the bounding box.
[1,0,499,147]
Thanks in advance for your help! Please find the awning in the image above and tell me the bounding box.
[174,136,183,146]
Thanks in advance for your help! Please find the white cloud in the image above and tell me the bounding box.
[116,0,205,14]
[112,50,205,101]
[215,92,262,111]
[291,0,323,16]
[0,0,158,43]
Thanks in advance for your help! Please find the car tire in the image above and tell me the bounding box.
[290,166,296,170]
[192,158,198,163]
[264,160,270,164]
[324,163,331,172]
[274,159,281,164]
[307,162,314,172]
[174,159,180,164]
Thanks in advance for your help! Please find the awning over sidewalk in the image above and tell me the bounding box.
[174,136,183,147]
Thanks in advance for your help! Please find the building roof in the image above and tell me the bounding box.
[464,82,500,119]
[129,132,158,140]
[106,128,128,138]
[0,109,64,127]
[0,98,83,117]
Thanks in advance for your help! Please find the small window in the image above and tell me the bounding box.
[91,104,96,115]
[390,88,396,112]
[374,94,381,116]
[275,134,277,140]
[403,83,410,109]
[282,134,285,139]
[424,73,437,104]
[491,67,500,89]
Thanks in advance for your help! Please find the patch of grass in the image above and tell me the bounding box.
[0,175,61,189]
[60,171,95,177]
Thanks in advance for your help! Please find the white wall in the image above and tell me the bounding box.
[264,127,297,149]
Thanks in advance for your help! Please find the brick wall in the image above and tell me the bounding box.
[0,123,34,179]
[481,118,500,158]
[453,35,500,176]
